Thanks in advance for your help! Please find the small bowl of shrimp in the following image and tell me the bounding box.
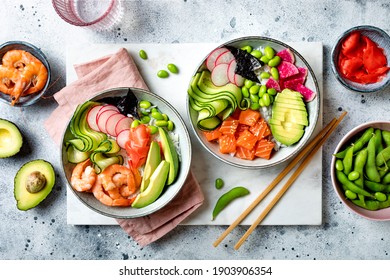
[0,41,51,106]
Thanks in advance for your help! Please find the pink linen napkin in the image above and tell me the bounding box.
[44,47,204,247]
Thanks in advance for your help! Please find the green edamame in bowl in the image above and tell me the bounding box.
[331,121,390,221]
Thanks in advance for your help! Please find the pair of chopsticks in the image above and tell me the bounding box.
[213,111,347,250]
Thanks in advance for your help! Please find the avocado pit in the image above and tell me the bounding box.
[25,171,47,193]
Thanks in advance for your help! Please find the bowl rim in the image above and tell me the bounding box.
[186,36,321,169]
[60,87,192,219]
[330,25,390,93]
[0,40,51,107]
[330,120,390,221]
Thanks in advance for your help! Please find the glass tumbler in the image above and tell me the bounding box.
[52,0,123,30]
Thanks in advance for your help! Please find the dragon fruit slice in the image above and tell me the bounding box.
[265,77,281,92]
[276,48,295,63]
[277,61,299,79]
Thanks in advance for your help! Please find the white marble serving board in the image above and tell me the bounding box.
[66,42,323,226]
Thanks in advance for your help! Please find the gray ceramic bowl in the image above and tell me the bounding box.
[61,87,192,219]
[331,25,390,93]
[0,41,51,106]
[331,121,390,221]
[187,36,320,169]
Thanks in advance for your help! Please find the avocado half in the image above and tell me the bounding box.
[0,118,23,158]
[14,159,56,211]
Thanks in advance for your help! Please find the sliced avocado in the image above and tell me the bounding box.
[132,160,170,208]
[279,88,303,98]
[14,159,56,211]
[158,127,179,185]
[140,141,161,192]
[0,118,23,158]
[270,124,305,146]
[268,118,304,130]
[272,102,307,111]
[272,110,309,126]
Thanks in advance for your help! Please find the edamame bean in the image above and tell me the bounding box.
[215,178,224,189]
[260,56,270,64]
[249,85,260,95]
[348,171,360,181]
[151,111,164,120]
[244,79,254,88]
[162,113,169,121]
[260,72,271,79]
[148,125,158,134]
[139,49,148,60]
[379,196,390,209]
[262,94,271,107]
[345,190,357,200]
[140,115,151,124]
[139,100,151,109]
[335,159,344,171]
[131,119,140,128]
[336,170,375,198]
[383,173,390,184]
[212,186,250,220]
[167,120,174,131]
[382,130,390,147]
[167,63,179,74]
[155,120,168,127]
[268,55,281,67]
[258,98,266,107]
[267,88,277,96]
[241,86,249,98]
[264,46,275,59]
[157,70,169,78]
[342,146,354,175]
[375,192,387,202]
[259,85,267,95]
[270,67,279,80]
[250,101,260,110]
[365,134,381,183]
[250,49,262,58]
[250,93,259,103]
[241,45,253,53]
[334,127,374,158]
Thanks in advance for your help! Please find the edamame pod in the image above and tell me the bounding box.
[376,146,390,166]
[353,148,367,205]
[382,130,390,147]
[212,186,250,220]
[336,170,375,198]
[364,180,390,193]
[351,199,379,211]
[334,127,374,158]
[342,146,354,175]
[365,134,381,183]
[375,129,384,153]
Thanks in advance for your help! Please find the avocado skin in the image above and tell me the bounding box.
[158,127,179,185]
[14,159,56,211]
[0,118,23,158]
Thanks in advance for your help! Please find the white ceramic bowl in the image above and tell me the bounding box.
[331,121,390,221]
[187,36,320,169]
[61,87,192,219]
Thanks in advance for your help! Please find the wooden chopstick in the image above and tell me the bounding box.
[233,111,347,250]
[213,111,347,248]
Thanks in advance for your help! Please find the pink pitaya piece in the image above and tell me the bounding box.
[276,48,295,63]
[265,77,281,92]
[277,61,299,79]
[294,83,316,102]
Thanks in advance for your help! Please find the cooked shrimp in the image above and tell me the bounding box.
[100,164,132,191]
[0,65,18,94]
[92,177,134,207]
[2,50,42,70]
[71,159,97,192]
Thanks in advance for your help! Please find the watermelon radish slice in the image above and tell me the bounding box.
[234,73,245,87]
[106,113,126,137]
[227,60,237,84]
[276,48,295,64]
[277,61,299,79]
[97,110,118,133]
[292,84,316,102]
[86,105,103,131]
[265,77,281,92]
[215,50,235,66]
[116,129,130,149]
[115,117,133,136]
[211,63,230,86]
[206,47,228,72]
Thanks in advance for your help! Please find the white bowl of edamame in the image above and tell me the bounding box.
[187,36,320,169]
[331,121,390,221]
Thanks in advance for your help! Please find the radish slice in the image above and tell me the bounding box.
[97,104,119,120]
[227,60,237,84]
[115,117,133,136]
[211,63,230,86]
[97,110,118,133]
[86,105,103,131]
[116,129,130,149]
[106,113,126,137]
[215,51,235,66]
[234,73,245,87]
[206,47,228,72]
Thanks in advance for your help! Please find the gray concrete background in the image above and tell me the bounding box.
[0,0,389,260]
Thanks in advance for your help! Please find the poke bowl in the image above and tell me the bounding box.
[187,36,320,169]
[331,121,390,221]
[61,87,192,219]
[0,41,51,107]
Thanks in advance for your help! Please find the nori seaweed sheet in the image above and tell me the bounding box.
[225,46,263,83]
[98,88,139,118]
